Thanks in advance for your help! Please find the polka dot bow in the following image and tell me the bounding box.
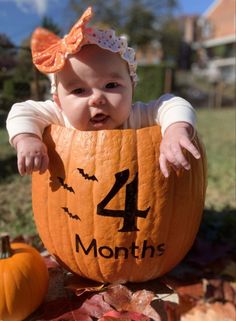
[31,6,138,84]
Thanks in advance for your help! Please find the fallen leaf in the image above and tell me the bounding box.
[100,310,150,321]
[65,273,107,296]
[77,294,112,318]
[177,282,204,301]
[151,300,180,321]
[26,293,113,321]
[203,279,236,304]
[103,284,161,321]
[181,302,236,321]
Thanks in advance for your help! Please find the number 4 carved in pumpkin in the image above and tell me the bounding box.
[97,169,150,232]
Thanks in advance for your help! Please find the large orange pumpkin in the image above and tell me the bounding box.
[32,124,207,283]
[0,235,49,321]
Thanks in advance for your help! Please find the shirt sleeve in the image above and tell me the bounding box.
[6,100,67,145]
[155,94,196,135]
[128,94,196,135]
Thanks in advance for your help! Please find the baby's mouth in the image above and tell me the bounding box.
[90,113,109,124]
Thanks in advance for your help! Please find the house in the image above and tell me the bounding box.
[194,0,236,83]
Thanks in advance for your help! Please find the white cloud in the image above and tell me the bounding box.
[0,0,58,16]
[16,0,48,16]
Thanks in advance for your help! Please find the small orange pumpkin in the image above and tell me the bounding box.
[0,235,49,321]
[32,125,207,283]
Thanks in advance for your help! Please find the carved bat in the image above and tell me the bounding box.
[61,207,80,220]
[57,177,75,193]
[77,168,98,181]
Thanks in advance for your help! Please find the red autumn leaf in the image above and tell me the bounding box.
[102,284,161,321]
[103,284,155,311]
[103,284,132,309]
[78,294,113,318]
[99,310,150,321]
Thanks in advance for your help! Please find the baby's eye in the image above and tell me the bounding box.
[106,82,119,89]
[71,88,85,95]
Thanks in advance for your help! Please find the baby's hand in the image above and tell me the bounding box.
[13,134,49,176]
[159,122,201,178]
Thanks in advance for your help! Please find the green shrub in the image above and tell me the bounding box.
[1,79,31,113]
[133,64,174,102]
[3,79,14,99]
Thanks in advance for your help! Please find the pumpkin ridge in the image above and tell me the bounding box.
[135,127,155,280]
[46,127,60,265]
[187,143,202,252]
[186,137,206,253]
[13,257,35,314]
[5,258,28,318]
[159,173,175,277]
[1,261,8,315]
[76,130,97,278]
[47,137,59,259]
[25,254,44,312]
[123,129,139,282]
[129,128,141,280]
[131,129,142,281]
[66,129,80,274]
[150,126,167,279]
[56,127,76,272]
[2,270,9,317]
[163,165,184,274]
[39,126,59,258]
[93,130,105,281]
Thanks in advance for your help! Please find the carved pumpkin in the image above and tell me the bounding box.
[32,125,207,283]
[0,235,49,321]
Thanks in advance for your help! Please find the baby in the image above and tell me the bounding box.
[6,7,200,178]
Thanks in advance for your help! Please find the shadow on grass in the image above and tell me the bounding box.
[0,155,18,180]
[199,207,236,246]
[169,207,236,281]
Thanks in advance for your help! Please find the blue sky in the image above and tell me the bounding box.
[0,0,215,46]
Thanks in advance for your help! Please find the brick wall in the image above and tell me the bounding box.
[205,0,235,39]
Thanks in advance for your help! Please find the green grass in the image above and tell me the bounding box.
[0,175,35,236]
[197,108,235,209]
[0,128,15,160]
[0,129,36,236]
[0,107,235,237]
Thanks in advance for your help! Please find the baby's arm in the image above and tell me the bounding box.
[156,95,200,177]
[159,121,200,177]
[13,134,49,176]
[6,100,65,175]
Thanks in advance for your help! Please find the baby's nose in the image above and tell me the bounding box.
[89,90,106,106]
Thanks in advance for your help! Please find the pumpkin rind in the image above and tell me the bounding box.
[32,125,207,283]
[0,238,49,321]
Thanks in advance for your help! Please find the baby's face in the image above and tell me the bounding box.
[54,45,133,131]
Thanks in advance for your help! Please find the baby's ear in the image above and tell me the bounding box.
[53,94,62,110]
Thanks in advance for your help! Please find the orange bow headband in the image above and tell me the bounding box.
[31,7,138,84]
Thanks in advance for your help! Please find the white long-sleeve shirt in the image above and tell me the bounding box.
[6,94,196,144]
